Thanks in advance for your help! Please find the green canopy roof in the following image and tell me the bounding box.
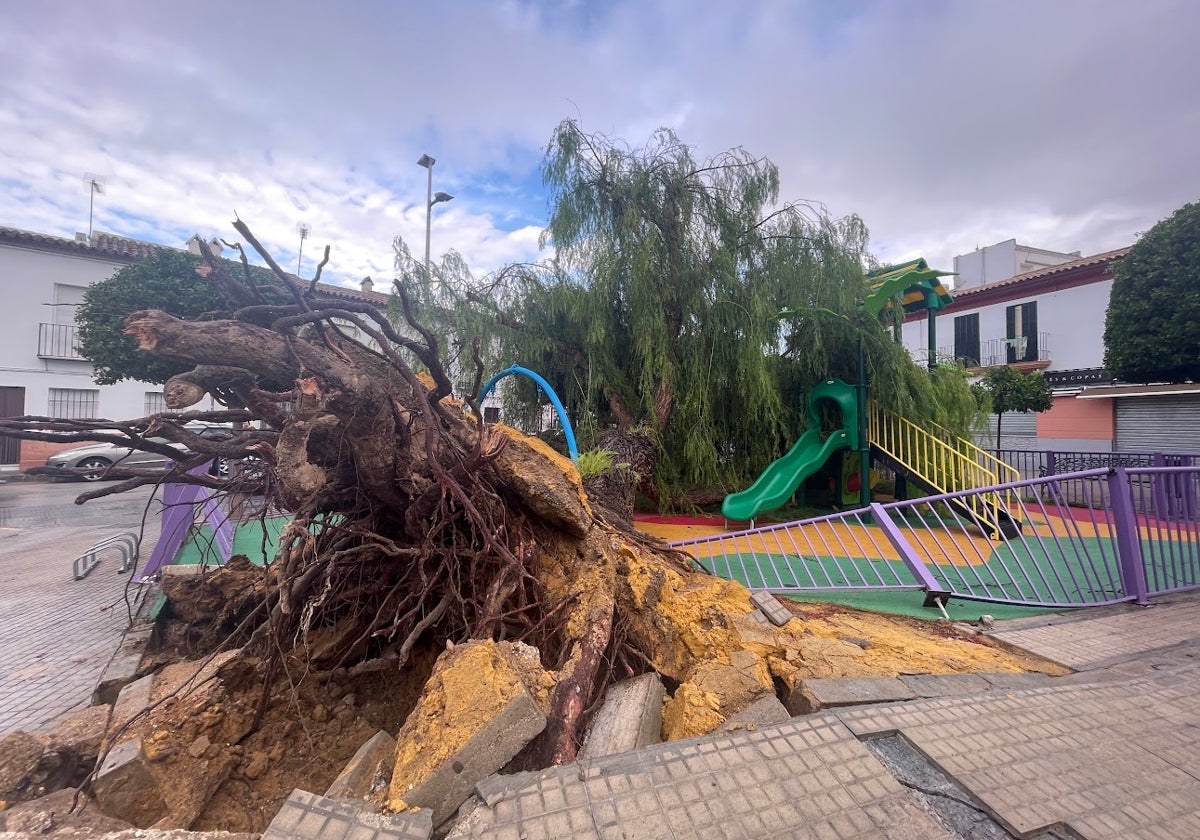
[863,258,954,316]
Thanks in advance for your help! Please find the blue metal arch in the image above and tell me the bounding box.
[479,365,579,461]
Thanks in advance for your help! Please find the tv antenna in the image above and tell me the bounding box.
[84,174,106,243]
[296,222,311,276]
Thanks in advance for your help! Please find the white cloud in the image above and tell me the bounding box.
[1,0,1196,288]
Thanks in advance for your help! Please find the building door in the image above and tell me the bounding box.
[0,387,25,465]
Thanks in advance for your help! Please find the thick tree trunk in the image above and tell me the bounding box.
[83,234,821,767]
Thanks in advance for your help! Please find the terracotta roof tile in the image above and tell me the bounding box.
[0,224,389,304]
[0,226,162,261]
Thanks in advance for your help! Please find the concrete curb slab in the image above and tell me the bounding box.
[580,673,664,759]
[898,673,992,698]
[788,676,917,714]
[264,788,431,839]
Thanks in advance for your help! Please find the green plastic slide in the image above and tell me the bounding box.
[722,378,859,522]
[721,428,852,522]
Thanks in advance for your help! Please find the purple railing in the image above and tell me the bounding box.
[138,463,235,582]
[671,465,1200,608]
[997,449,1200,511]
[672,507,926,592]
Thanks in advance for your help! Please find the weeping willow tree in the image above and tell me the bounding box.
[433,121,881,502]
[397,120,978,507]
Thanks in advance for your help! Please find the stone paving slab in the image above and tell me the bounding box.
[264,789,432,839]
[837,663,1200,839]
[456,714,956,839]
[988,596,1200,670]
[749,591,793,626]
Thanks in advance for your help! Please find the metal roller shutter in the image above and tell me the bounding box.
[1116,396,1200,453]
[987,412,1038,448]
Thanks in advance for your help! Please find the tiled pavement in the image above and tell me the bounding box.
[0,483,157,735]
[451,593,1200,840]
[839,669,1200,838]
[453,713,955,839]
[987,593,1200,670]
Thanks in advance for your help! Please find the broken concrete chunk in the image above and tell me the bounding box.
[749,591,794,626]
[788,677,916,714]
[36,704,111,766]
[0,787,133,835]
[265,788,432,840]
[91,738,168,828]
[150,648,240,704]
[580,673,665,759]
[93,623,155,705]
[387,640,548,827]
[719,694,792,731]
[0,731,47,804]
[326,729,397,801]
[110,672,154,735]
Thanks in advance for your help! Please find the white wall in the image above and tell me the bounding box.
[953,240,1017,289]
[901,278,1112,373]
[952,240,1080,291]
[0,243,161,422]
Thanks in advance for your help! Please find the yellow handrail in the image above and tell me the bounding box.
[868,403,1018,535]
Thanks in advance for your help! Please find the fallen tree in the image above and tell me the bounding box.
[1,223,784,760]
[0,226,1062,831]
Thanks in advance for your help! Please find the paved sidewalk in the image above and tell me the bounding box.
[451,593,1200,840]
[0,483,158,735]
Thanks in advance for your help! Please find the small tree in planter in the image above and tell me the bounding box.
[981,366,1052,450]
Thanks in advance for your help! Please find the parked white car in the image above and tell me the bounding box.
[39,424,233,481]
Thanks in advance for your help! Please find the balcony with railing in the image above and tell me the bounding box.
[38,323,85,360]
[911,332,1051,370]
[976,332,1051,368]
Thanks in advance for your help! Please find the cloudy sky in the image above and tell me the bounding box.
[2,0,1197,289]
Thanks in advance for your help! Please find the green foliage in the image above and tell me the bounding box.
[395,120,973,504]
[76,249,285,387]
[1103,200,1200,383]
[928,363,990,438]
[981,366,1053,415]
[509,120,882,499]
[980,366,1053,448]
[76,250,226,385]
[575,448,616,479]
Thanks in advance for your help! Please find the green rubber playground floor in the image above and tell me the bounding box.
[174,515,289,567]
[171,510,1195,623]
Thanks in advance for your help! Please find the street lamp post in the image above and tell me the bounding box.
[417,154,454,269]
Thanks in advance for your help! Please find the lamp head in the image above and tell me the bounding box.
[431,191,454,207]
[417,154,436,168]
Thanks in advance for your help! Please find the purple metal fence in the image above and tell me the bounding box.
[138,463,235,582]
[670,507,925,592]
[997,449,1200,511]
[670,465,1200,609]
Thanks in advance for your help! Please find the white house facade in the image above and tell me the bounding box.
[0,228,172,472]
[901,247,1135,452]
[0,226,400,474]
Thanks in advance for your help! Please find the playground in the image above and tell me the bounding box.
[155,258,1200,621]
